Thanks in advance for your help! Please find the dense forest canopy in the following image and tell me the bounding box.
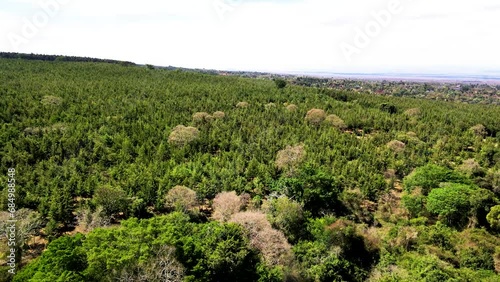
[0,58,499,281]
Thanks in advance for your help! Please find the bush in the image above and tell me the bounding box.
[212,111,225,119]
[265,102,276,109]
[168,125,200,146]
[236,101,250,108]
[192,112,212,124]
[164,185,198,213]
[41,95,63,105]
[404,107,421,117]
[285,104,298,112]
[325,114,347,130]
[305,109,326,126]
[387,140,406,153]
[470,124,487,137]
[458,159,482,176]
[212,191,243,222]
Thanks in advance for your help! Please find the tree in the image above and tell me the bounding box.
[274,79,287,89]
[164,185,198,213]
[426,184,473,227]
[263,196,306,243]
[403,164,470,195]
[486,205,500,231]
[275,144,306,176]
[93,185,129,217]
[212,191,243,222]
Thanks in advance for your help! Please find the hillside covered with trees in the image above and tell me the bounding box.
[1,58,500,281]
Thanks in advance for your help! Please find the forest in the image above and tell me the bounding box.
[0,57,500,281]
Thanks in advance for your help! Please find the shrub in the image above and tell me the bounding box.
[285,104,298,112]
[325,114,347,130]
[275,144,306,175]
[212,111,225,119]
[305,109,326,125]
[41,95,63,105]
[486,205,500,231]
[404,108,421,117]
[164,185,198,213]
[458,159,482,176]
[265,102,276,110]
[192,112,212,124]
[229,211,292,266]
[470,124,487,137]
[387,140,406,153]
[168,125,200,146]
[236,101,249,108]
[212,191,243,222]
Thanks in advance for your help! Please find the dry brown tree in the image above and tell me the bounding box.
[229,211,292,266]
[192,112,212,125]
[275,144,306,176]
[212,191,243,222]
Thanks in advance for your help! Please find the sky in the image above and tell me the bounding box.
[1,0,499,74]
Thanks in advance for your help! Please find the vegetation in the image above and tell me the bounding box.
[1,57,499,281]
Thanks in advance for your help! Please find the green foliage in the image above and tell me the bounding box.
[14,234,87,282]
[274,79,287,89]
[426,184,474,227]
[264,196,306,243]
[93,185,129,216]
[403,164,470,195]
[486,205,500,230]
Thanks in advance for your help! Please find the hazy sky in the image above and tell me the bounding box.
[1,0,499,74]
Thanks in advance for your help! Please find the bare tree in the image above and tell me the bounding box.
[212,191,243,222]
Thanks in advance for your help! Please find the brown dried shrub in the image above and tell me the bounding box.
[168,125,200,146]
[212,191,243,222]
[265,102,276,109]
[41,95,63,106]
[325,114,347,130]
[470,124,487,137]
[236,101,249,108]
[286,104,298,112]
[387,140,406,153]
[305,108,326,125]
[192,112,212,124]
[164,185,198,212]
[403,108,421,117]
[212,111,225,119]
[458,158,482,175]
